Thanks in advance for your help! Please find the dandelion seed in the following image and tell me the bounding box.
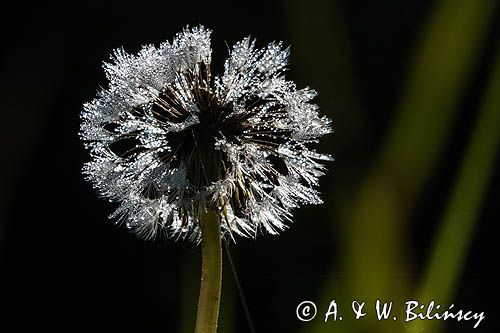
[80,25,333,241]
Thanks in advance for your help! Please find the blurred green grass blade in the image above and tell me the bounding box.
[379,0,497,201]
[408,43,500,333]
[303,0,496,332]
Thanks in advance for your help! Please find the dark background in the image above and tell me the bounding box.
[1,1,499,332]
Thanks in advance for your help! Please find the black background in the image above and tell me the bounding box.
[1,1,499,332]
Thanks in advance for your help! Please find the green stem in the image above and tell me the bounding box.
[195,210,222,333]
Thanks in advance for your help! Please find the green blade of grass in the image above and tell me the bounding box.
[303,1,496,332]
[408,43,500,333]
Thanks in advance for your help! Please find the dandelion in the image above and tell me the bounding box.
[81,25,332,241]
[80,25,332,332]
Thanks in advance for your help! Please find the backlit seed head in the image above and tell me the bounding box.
[80,26,333,242]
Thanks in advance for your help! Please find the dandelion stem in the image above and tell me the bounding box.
[195,210,222,333]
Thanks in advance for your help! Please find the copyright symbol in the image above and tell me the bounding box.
[296,301,317,321]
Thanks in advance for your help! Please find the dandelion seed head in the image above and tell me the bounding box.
[80,25,333,242]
